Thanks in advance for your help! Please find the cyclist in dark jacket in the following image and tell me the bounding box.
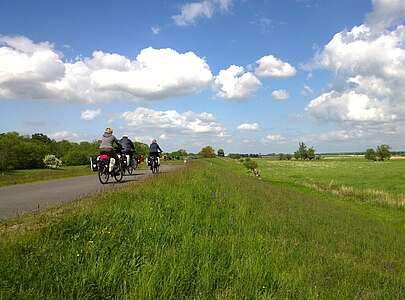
[149,139,163,165]
[119,135,135,166]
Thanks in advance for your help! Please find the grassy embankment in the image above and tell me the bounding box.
[258,159,405,209]
[0,159,404,299]
[0,166,93,187]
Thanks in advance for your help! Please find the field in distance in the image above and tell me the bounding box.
[258,158,405,209]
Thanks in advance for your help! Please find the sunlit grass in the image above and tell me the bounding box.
[258,159,405,208]
[0,165,93,187]
[0,159,404,299]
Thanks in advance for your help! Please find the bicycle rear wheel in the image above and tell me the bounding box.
[98,167,109,184]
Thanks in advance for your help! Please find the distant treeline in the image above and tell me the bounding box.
[228,153,261,159]
[0,132,150,171]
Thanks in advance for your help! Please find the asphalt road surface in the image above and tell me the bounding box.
[0,165,178,220]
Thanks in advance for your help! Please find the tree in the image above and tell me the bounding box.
[62,150,89,166]
[32,133,52,144]
[228,153,241,159]
[297,142,308,160]
[286,154,292,160]
[217,148,225,157]
[376,144,391,161]
[199,146,215,158]
[365,148,376,161]
[307,147,315,160]
[134,142,149,157]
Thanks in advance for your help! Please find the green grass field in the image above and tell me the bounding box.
[1,159,404,299]
[0,165,93,187]
[257,159,405,209]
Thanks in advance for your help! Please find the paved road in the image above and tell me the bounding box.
[0,165,177,220]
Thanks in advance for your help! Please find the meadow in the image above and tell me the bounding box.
[0,159,404,299]
[258,158,405,209]
[0,165,93,187]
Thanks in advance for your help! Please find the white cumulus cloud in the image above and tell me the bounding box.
[366,0,405,31]
[173,0,232,26]
[255,55,296,78]
[264,134,286,143]
[306,90,396,122]
[121,107,226,135]
[271,89,289,100]
[307,1,405,127]
[80,109,101,121]
[214,65,261,100]
[0,36,213,103]
[237,122,260,131]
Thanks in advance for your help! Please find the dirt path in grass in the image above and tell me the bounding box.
[0,165,180,220]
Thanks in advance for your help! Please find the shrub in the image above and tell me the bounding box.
[365,148,377,161]
[43,154,63,169]
[243,158,258,170]
[376,144,391,161]
[199,146,216,158]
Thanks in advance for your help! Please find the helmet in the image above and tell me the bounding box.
[104,127,113,134]
[152,139,157,143]
[122,134,128,138]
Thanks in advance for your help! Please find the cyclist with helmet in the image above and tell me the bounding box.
[119,134,135,166]
[99,127,120,164]
[149,139,163,165]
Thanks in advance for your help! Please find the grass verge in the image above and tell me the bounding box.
[0,159,404,299]
[0,166,93,187]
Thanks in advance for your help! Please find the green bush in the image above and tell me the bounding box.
[243,158,258,170]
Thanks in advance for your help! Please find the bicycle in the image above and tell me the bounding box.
[149,155,159,174]
[120,153,138,175]
[97,154,123,184]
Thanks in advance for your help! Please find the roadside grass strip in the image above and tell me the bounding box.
[0,159,404,299]
[0,166,93,187]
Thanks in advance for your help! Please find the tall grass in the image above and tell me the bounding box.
[1,159,404,299]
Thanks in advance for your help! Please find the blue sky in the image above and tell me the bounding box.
[1,0,405,153]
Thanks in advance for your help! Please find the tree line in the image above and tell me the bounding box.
[0,132,150,171]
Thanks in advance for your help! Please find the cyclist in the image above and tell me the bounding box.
[119,134,135,166]
[149,139,163,166]
[99,127,120,166]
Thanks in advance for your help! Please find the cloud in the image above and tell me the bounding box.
[264,134,286,143]
[255,55,296,78]
[307,6,405,126]
[366,0,405,31]
[121,107,226,135]
[151,26,161,34]
[237,122,260,131]
[271,89,289,100]
[316,129,364,142]
[214,65,261,100]
[306,90,396,122]
[0,36,213,103]
[173,0,232,26]
[301,85,314,96]
[48,130,80,142]
[80,109,101,121]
